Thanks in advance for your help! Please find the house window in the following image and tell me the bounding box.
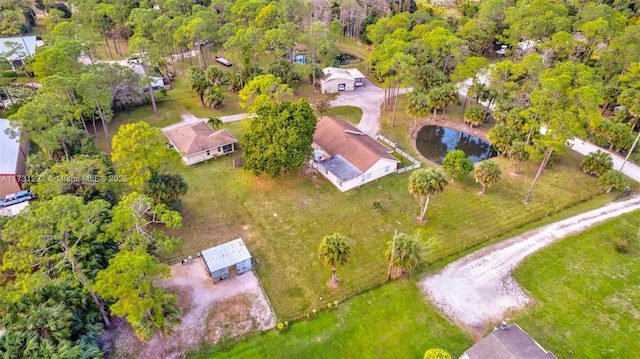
[338,180,342,187]
[361,175,365,183]
[206,150,210,156]
[366,173,371,179]
[324,167,328,174]
[338,83,346,91]
[217,147,221,152]
[384,166,390,172]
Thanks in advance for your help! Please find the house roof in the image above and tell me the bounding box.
[462,324,557,359]
[321,67,356,82]
[0,36,37,61]
[314,117,398,174]
[320,154,362,181]
[164,121,237,156]
[0,119,21,174]
[201,238,252,274]
[345,68,365,79]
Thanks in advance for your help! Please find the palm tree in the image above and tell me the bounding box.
[386,232,423,279]
[474,160,502,195]
[464,104,485,127]
[408,168,448,222]
[581,150,613,177]
[318,233,351,286]
[207,116,223,131]
[438,83,458,121]
[407,90,431,136]
[507,140,529,174]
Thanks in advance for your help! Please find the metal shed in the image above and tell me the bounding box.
[200,238,252,282]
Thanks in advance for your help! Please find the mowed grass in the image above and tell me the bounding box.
[325,106,363,123]
[512,211,640,358]
[190,280,473,359]
[159,114,606,321]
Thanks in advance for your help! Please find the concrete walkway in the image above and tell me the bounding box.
[420,194,640,335]
[161,113,255,132]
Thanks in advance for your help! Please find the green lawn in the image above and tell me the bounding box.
[325,106,363,124]
[512,211,640,358]
[189,280,473,359]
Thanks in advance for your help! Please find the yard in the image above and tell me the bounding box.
[95,55,625,358]
[512,211,640,358]
[189,280,473,358]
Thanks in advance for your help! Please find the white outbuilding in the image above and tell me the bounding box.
[319,67,365,94]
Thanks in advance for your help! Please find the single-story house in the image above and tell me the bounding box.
[200,238,252,282]
[311,117,399,192]
[0,118,29,198]
[130,64,165,90]
[0,36,38,71]
[164,121,238,165]
[460,323,557,359]
[319,67,365,94]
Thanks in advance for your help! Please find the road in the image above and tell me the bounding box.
[419,195,640,335]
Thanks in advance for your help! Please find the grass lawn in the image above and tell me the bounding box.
[512,211,640,358]
[189,280,473,359]
[325,106,363,124]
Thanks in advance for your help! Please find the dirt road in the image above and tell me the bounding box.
[420,195,640,335]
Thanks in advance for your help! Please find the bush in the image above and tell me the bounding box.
[597,170,627,193]
[1,71,18,78]
[581,150,613,177]
[424,348,452,359]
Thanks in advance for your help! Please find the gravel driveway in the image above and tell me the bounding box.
[420,195,640,335]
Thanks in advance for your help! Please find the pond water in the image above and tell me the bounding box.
[415,125,495,164]
[334,53,360,66]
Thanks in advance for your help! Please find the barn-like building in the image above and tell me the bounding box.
[200,238,252,282]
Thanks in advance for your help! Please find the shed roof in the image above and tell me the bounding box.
[345,68,365,79]
[164,121,237,156]
[321,67,356,82]
[0,36,36,61]
[314,117,398,173]
[201,238,252,274]
[462,323,557,359]
[0,119,21,174]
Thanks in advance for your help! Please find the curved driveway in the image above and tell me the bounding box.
[329,79,410,136]
[420,195,640,334]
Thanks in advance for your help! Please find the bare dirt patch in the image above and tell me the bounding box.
[419,196,640,337]
[101,259,275,359]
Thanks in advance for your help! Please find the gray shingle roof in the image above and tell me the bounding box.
[164,121,237,156]
[463,323,557,359]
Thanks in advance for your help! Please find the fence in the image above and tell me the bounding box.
[376,134,422,173]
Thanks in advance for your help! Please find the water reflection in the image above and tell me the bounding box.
[416,126,494,164]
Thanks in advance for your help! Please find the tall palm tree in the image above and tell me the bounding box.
[318,233,351,286]
[474,160,502,195]
[408,168,448,222]
[207,116,223,131]
[386,232,423,278]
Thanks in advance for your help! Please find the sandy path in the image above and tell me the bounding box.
[420,195,640,335]
[104,259,275,359]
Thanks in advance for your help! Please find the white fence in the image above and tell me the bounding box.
[376,134,422,173]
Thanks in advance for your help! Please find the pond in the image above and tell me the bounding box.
[334,53,360,66]
[415,125,495,164]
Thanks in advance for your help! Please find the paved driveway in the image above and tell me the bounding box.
[329,79,411,137]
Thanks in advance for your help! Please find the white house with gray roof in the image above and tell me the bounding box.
[311,117,399,192]
[319,67,365,94]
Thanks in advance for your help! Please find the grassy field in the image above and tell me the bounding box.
[190,280,473,359]
[512,211,640,358]
[325,106,363,123]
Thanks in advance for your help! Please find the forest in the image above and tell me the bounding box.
[1,0,640,357]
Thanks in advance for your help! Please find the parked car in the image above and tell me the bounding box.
[1,190,34,207]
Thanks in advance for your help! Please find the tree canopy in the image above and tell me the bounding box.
[242,99,317,177]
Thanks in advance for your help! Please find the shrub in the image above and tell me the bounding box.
[276,321,289,331]
[424,348,452,359]
[581,150,613,177]
[597,170,627,193]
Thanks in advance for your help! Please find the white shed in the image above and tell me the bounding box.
[200,238,252,282]
[319,67,365,94]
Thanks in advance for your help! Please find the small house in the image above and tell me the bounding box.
[311,117,399,192]
[200,238,252,282]
[460,323,557,359]
[164,121,238,165]
[319,67,365,94]
[0,118,29,198]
